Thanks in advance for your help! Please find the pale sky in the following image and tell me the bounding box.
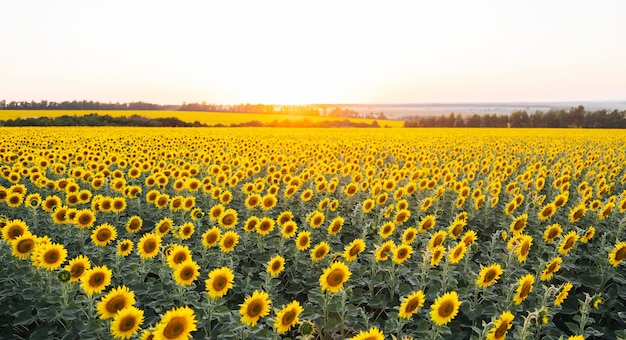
[2,1,625,105]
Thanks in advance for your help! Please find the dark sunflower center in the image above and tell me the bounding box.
[495,322,508,337]
[520,282,531,298]
[106,296,127,314]
[328,269,344,286]
[405,299,419,313]
[163,317,186,338]
[44,250,59,263]
[17,239,35,253]
[248,301,262,316]
[145,241,156,252]
[214,277,226,290]
[282,311,296,325]
[439,301,454,317]
[349,246,360,257]
[222,215,234,225]
[90,273,104,286]
[97,230,111,242]
[616,247,626,261]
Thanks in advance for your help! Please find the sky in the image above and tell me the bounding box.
[1,1,626,105]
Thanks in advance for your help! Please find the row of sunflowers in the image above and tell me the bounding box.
[1,127,625,339]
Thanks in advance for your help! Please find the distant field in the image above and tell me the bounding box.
[0,110,404,128]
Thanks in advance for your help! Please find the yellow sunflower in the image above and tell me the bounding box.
[153,306,198,340]
[448,242,467,264]
[486,311,514,340]
[350,327,384,340]
[343,238,366,262]
[568,203,586,223]
[327,216,344,235]
[166,244,192,269]
[295,231,311,251]
[173,259,200,286]
[513,274,534,305]
[2,219,29,241]
[80,265,112,296]
[308,211,325,229]
[260,194,277,211]
[239,290,271,327]
[137,233,161,259]
[65,254,91,282]
[10,232,37,260]
[476,263,503,288]
[219,231,239,253]
[558,231,579,255]
[319,261,351,293]
[429,291,462,326]
[110,306,144,340]
[32,242,68,270]
[273,300,304,334]
[538,202,556,221]
[52,206,69,224]
[276,211,294,227]
[117,239,133,257]
[608,241,626,267]
[393,209,411,226]
[374,240,395,262]
[543,223,562,243]
[402,227,418,245]
[580,226,595,244]
[398,290,425,319]
[554,282,573,306]
[540,256,563,281]
[267,255,286,277]
[154,217,173,236]
[97,285,136,319]
[428,230,447,250]
[418,215,436,233]
[431,245,446,267]
[447,218,466,239]
[256,217,275,236]
[75,209,96,229]
[218,209,238,229]
[311,242,330,262]
[205,266,235,298]
[91,223,118,247]
[392,244,413,264]
[378,222,395,239]
[243,216,259,233]
[516,235,533,263]
[280,220,298,239]
[201,227,221,248]
[509,214,528,235]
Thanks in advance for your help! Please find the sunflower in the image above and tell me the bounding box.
[42,195,62,212]
[402,227,418,245]
[97,285,136,319]
[91,223,118,247]
[540,256,563,281]
[110,306,144,340]
[243,216,259,233]
[554,282,573,306]
[568,203,586,223]
[33,242,68,270]
[319,261,351,293]
[428,230,447,250]
[486,311,514,340]
[448,242,467,264]
[176,222,195,240]
[11,232,37,259]
[374,240,395,262]
[350,327,384,340]
[153,306,198,340]
[558,231,579,255]
[420,196,434,211]
[5,192,24,208]
[166,244,192,269]
[418,215,436,233]
[431,245,446,266]
[2,219,29,241]
[218,209,238,229]
[111,197,127,213]
[318,197,330,211]
[52,206,69,224]
[516,235,533,263]
[580,226,595,244]
[25,193,42,209]
[343,238,366,262]
[543,223,562,243]
[117,239,133,257]
[295,231,311,251]
[267,255,285,277]
[448,218,466,239]
[362,199,375,213]
[327,216,344,235]
[392,244,413,264]
[75,209,96,229]
[137,233,161,259]
[398,290,425,319]
[219,231,239,253]
[81,265,112,296]
[239,290,271,327]
[280,220,298,239]
[173,259,200,286]
[274,300,304,334]
[256,217,275,236]
[608,241,626,267]
[509,214,528,235]
[260,194,277,211]
[154,194,170,209]
[430,291,462,326]
[567,336,584,340]
[276,211,294,227]
[538,203,556,220]
[598,202,614,220]
[308,211,325,229]
[202,227,221,248]
[378,222,395,239]
[65,255,91,282]
[146,189,159,203]
[205,266,235,298]
[476,263,503,288]
[393,209,411,226]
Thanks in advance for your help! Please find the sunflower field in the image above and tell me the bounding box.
[1,127,625,340]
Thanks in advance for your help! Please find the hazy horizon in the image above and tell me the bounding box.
[2,1,626,105]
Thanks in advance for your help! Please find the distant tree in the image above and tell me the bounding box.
[509,110,530,127]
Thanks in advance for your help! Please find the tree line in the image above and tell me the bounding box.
[0,114,206,127]
[403,106,626,128]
